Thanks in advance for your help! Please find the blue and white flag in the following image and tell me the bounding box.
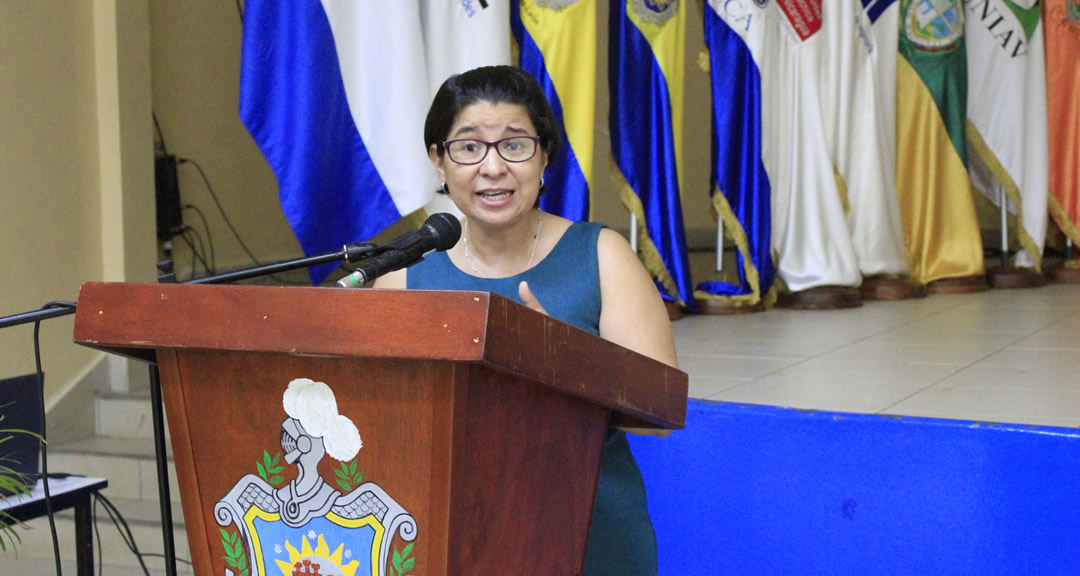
[695,0,777,309]
[241,0,434,284]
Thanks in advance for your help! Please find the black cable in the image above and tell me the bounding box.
[93,495,102,576]
[177,158,263,265]
[94,492,151,576]
[152,112,168,157]
[183,204,216,273]
[34,300,76,576]
[178,157,308,285]
[176,227,211,278]
[180,226,211,276]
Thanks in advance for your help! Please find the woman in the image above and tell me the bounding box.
[375,65,677,575]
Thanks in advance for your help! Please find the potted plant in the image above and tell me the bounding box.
[0,416,37,552]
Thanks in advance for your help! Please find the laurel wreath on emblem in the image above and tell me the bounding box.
[904,0,965,51]
[631,0,680,25]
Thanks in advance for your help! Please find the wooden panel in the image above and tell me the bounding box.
[171,351,447,576]
[74,283,688,428]
[449,365,608,574]
[74,283,491,362]
[480,293,688,429]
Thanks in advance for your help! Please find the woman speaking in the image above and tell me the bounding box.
[375,65,678,575]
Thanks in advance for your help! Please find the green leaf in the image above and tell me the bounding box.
[238,554,247,570]
[269,475,284,485]
[219,528,231,541]
[337,479,351,491]
[270,451,281,466]
[394,548,403,570]
[224,555,239,568]
[256,461,267,480]
[401,542,414,558]
[353,471,364,484]
[402,557,416,572]
[239,569,249,576]
[268,465,284,474]
[349,460,357,475]
[335,467,348,481]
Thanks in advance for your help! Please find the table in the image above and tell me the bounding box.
[1,476,108,575]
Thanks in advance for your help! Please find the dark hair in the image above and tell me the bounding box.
[424,65,561,193]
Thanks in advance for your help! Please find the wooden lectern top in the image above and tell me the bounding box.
[74,282,687,430]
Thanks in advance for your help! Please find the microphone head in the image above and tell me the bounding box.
[423,213,462,252]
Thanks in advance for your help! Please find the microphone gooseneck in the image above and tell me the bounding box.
[336,213,462,287]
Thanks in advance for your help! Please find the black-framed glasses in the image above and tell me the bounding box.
[442,136,540,165]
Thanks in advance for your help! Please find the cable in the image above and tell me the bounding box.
[94,493,151,576]
[92,492,195,573]
[34,300,76,576]
[175,227,211,278]
[178,157,308,285]
[177,158,263,265]
[179,226,212,277]
[183,204,216,273]
[152,112,168,157]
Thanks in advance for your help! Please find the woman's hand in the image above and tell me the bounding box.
[518,280,549,315]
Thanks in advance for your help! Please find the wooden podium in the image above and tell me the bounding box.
[73,282,687,576]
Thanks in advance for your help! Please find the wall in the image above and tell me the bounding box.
[0,2,104,399]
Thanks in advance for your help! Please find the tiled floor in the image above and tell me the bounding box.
[677,283,1080,428]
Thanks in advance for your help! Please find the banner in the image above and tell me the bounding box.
[964,0,1049,270]
[511,0,596,222]
[694,0,777,308]
[771,0,862,292]
[419,1,512,218]
[895,0,984,284]
[820,0,910,278]
[240,0,434,285]
[608,0,695,309]
[1044,0,1080,259]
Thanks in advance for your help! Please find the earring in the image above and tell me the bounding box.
[540,176,546,188]
[440,181,449,194]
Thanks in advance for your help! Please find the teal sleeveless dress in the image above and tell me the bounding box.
[408,221,658,575]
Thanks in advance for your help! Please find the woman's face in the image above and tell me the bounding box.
[430,101,548,228]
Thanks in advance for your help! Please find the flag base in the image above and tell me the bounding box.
[1045,265,1080,284]
[859,276,927,301]
[776,286,862,310]
[925,275,989,295]
[665,301,684,321]
[985,266,1047,290]
[694,298,766,315]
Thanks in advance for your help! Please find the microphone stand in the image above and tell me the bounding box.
[0,241,376,576]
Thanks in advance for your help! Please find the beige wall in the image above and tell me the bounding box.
[0,2,104,398]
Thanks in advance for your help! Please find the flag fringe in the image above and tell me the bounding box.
[692,186,768,308]
[1049,194,1080,249]
[965,120,1043,271]
[611,162,687,308]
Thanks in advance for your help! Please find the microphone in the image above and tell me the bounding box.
[336,213,461,287]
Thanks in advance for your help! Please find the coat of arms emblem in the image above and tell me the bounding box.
[215,378,416,576]
[904,0,965,50]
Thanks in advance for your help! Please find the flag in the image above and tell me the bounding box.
[1045,0,1080,259]
[771,0,862,292]
[511,0,596,222]
[693,0,777,309]
[820,0,910,279]
[608,0,695,309]
[419,1,512,218]
[895,0,985,284]
[240,0,434,285]
[964,0,1049,270]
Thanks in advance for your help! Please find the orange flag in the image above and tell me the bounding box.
[1045,0,1080,260]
